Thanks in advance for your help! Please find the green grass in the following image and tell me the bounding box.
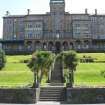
[0,53,105,88]
[78,53,105,62]
[7,55,32,63]
[74,63,105,87]
[0,55,34,88]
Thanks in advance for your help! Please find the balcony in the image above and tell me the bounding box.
[4,49,34,55]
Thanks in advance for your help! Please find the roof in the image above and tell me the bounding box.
[3,14,46,18]
[3,15,25,18]
[0,40,24,43]
[50,0,64,1]
[50,0,65,3]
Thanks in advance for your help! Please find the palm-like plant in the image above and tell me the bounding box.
[28,53,39,87]
[28,51,55,88]
[0,50,6,69]
[45,53,55,83]
[63,50,78,87]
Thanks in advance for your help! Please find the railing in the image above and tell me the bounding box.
[3,46,105,55]
[76,48,105,53]
[4,49,34,55]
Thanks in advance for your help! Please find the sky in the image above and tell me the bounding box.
[0,0,105,38]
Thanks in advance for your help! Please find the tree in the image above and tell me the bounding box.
[28,51,55,88]
[28,53,38,87]
[45,54,55,83]
[63,50,78,87]
[0,50,6,69]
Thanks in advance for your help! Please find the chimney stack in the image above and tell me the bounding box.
[27,9,30,15]
[95,9,97,15]
[6,11,10,16]
[85,8,88,14]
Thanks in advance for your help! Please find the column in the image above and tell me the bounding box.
[81,40,84,49]
[32,40,35,51]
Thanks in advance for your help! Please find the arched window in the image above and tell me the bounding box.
[63,41,68,51]
[48,42,54,51]
[75,40,81,49]
[35,41,41,50]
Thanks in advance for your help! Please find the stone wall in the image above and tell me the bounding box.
[0,87,105,104]
[0,88,38,104]
[67,88,105,104]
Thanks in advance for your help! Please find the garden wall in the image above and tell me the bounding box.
[67,87,105,104]
[0,87,105,104]
[0,88,39,104]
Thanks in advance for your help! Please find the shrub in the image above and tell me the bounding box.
[20,59,30,63]
[101,71,105,78]
[80,56,94,63]
[0,50,6,69]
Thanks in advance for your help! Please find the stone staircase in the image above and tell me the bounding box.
[51,57,64,83]
[39,55,65,101]
[39,86,66,101]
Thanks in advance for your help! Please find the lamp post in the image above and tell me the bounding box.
[56,33,60,39]
[55,33,60,53]
[13,19,17,40]
[44,44,47,50]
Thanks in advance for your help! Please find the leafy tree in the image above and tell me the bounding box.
[63,50,78,87]
[28,51,55,87]
[0,50,6,69]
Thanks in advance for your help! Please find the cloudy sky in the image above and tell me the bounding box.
[0,0,105,38]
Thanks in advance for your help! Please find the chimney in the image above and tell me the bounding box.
[27,9,30,15]
[6,11,10,16]
[85,8,88,14]
[95,9,97,15]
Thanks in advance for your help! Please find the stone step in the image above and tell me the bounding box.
[50,83,64,86]
[51,80,63,81]
[51,73,62,75]
[40,91,64,94]
[39,98,64,101]
[51,58,63,83]
[40,97,65,101]
[40,96,65,99]
[40,89,64,91]
[39,87,66,101]
[41,86,65,89]
[51,77,62,79]
[40,94,64,97]
[40,91,64,93]
[40,98,65,101]
[41,88,64,90]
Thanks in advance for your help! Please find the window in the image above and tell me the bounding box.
[28,24,32,28]
[28,33,33,38]
[75,24,80,27]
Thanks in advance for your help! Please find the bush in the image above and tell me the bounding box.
[0,50,6,69]
[20,59,30,63]
[80,56,94,63]
[101,71,105,78]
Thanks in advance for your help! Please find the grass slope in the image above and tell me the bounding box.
[75,63,105,87]
[0,55,33,88]
[0,53,105,88]
[78,53,105,62]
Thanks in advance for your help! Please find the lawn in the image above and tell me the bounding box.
[78,53,105,62]
[0,53,105,88]
[75,63,105,87]
[7,55,32,63]
[0,55,34,88]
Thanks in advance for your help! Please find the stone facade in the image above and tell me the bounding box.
[0,88,37,104]
[2,0,105,54]
[67,88,105,104]
[0,87,105,104]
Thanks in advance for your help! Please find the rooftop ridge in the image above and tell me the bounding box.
[50,0,65,3]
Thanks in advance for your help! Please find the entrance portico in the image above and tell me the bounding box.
[55,41,61,53]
